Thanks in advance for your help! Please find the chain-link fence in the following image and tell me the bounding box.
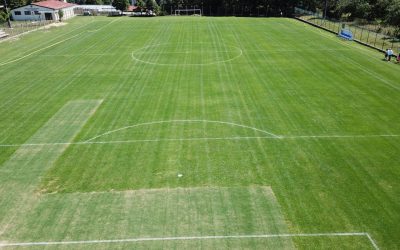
[294,7,400,54]
[0,19,54,39]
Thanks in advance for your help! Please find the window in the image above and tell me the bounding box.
[24,11,31,15]
[34,11,40,15]
[15,11,21,15]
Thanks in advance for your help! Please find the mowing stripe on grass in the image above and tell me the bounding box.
[2,187,296,249]
[0,134,398,148]
[0,34,83,66]
[0,17,121,67]
[294,19,400,91]
[0,100,102,237]
[84,119,280,142]
[0,232,378,249]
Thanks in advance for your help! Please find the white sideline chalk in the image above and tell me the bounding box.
[0,232,378,249]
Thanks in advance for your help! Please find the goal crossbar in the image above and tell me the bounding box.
[174,9,202,16]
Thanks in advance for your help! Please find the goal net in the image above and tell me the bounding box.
[174,9,202,16]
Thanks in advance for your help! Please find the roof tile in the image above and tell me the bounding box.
[32,0,76,10]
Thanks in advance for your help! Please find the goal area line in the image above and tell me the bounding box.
[0,232,379,249]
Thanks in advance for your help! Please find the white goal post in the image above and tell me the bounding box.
[174,9,202,16]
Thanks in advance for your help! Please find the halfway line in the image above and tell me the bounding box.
[0,134,399,148]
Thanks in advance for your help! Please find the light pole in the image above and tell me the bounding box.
[3,0,11,28]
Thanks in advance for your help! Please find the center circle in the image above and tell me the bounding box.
[131,43,242,66]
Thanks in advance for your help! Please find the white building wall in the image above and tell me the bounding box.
[61,6,75,20]
[11,6,50,21]
[11,5,75,21]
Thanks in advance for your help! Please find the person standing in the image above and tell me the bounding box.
[387,48,394,61]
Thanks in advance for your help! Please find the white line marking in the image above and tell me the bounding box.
[0,17,122,67]
[39,53,116,57]
[131,43,243,66]
[344,57,400,91]
[0,232,378,247]
[244,48,352,53]
[294,19,400,91]
[134,50,239,55]
[0,16,96,44]
[84,120,280,142]
[86,17,121,32]
[366,233,380,250]
[0,33,82,66]
[0,134,398,148]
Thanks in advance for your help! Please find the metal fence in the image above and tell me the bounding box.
[0,19,54,39]
[294,7,400,53]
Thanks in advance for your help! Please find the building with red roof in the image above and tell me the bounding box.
[11,0,76,21]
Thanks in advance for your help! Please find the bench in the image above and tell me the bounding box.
[339,29,353,41]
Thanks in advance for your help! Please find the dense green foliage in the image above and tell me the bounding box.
[0,10,8,23]
[145,0,160,13]
[4,0,400,28]
[58,9,64,21]
[112,0,129,11]
[0,16,399,249]
[319,0,400,37]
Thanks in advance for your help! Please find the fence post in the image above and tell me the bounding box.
[366,30,370,44]
[360,28,364,42]
[374,33,378,47]
[353,26,357,40]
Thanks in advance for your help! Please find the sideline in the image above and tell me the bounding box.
[0,232,379,249]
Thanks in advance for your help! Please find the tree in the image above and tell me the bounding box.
[0,10,7,23]
[85,0,103,5]
[385,0,400,25]
[145,0,160,14]
[339,0,372,20]
[368,0,392,20]
[112,0,129,11]
[385,0,400,37]
[137,0,145,14]
[1,0,12,27]
[58,9,64,21]
[8,0,26,9]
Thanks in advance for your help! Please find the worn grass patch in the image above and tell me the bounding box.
[0,16,399,249]
[1,187,296,249]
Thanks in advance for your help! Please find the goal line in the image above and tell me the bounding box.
[0,232,379,249]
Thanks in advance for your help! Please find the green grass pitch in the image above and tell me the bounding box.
[0,16,399,249]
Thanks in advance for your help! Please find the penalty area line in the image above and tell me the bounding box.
[0,232,378,249]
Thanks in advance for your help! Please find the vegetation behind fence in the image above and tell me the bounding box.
[295,7,400,53]
[0,19,54,39]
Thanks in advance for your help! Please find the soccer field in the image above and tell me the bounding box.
[0,16,399,249]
